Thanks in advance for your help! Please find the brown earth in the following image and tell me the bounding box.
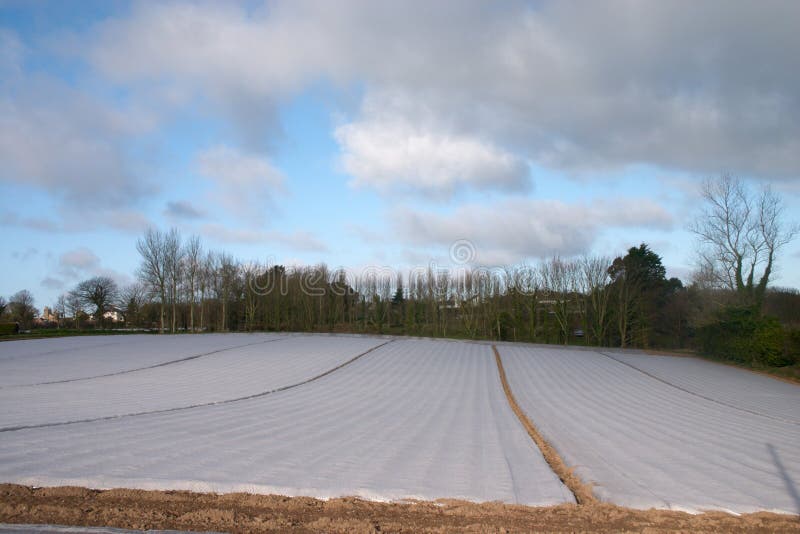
[2,484,799,533]
[492,345,596,505]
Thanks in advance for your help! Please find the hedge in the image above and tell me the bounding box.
[0,322,20,335]
[696,306,795,367]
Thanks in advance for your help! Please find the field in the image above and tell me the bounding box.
[0,333,798,531]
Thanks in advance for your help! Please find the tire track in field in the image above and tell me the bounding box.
[2,337,290,389]
[0,339,394,433]
[493,345,596,505]
[597,351,800,426]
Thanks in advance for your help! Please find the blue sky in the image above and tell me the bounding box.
[2,0,799,309]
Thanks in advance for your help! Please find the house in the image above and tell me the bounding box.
[41,306,59,322]
[102,306,124,323]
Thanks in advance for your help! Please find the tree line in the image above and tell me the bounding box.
[26,236,691,347]
[2,176,797,367]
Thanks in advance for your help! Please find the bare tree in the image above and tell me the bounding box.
[65,290,84,329]
[515,264,540,342]
[137,228,169,332]
[215,252,238,331]
[198,251,216,332]
[75,276,119,328]
[119,282,148,327]
[183,235,202,332]
[9,290,38,329]
[690,175,798,307]
[0,296,7,319]
[454,269,479,338]
[242,261,261,331]
[540,257,575,344]
[608,256,635,348]
[581,256,612,345]
[164,228,183,333]
[54,295,67,327]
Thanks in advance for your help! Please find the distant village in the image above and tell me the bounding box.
[35,306,124,328]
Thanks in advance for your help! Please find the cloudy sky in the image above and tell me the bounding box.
[2,0,800,306]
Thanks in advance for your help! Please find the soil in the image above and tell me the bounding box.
[2,484,799,533]
[493,345,596,505]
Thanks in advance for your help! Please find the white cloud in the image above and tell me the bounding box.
[41,276,65,291]
[336,95,530,196]
[105,210,153,233]
[60,247,100,271]
[394,197,673,265]
[196,145,285,223]
[0,37,157,211]
[201,224,328,252]
[164,200,207,220]
[82,0,800,180]
[1,211,59,232]
[46,247,132,291]
[1,207,152,235]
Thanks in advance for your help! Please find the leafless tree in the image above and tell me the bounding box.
[454,269,479,338]
[9,290,38,329]
[242,261,261,331]
[65,290,84,329]
[137,228,169,332]
[515,264,540,341]
[54,295,67,327]
[119,282,148,327]
[198,251,216,332]
[183,235,203,332]
[0,296,7,319]
[540,257,576,344]
[74,276,119,328]
[164,228,183,333]
[215,252,238,331]
[581,256,612,345]
[690,175,798,307]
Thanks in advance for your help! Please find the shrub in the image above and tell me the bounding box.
[0,322,20,335]
[785,329,800,365]
[696,307,792,367]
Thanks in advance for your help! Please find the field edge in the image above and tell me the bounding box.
[2,484,800,534]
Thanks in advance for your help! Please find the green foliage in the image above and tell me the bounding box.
[496,311,514,341]
[0,322,19,335]
[608,243,680,348]
[785,329,800,363]
[697,306,795,367]
[610,243,667,286]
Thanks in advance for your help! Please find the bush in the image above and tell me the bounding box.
[696,307,794,367]
[0,322,20,335]
[785,329,800,364]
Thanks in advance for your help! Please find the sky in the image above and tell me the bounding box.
[2,0,800,308]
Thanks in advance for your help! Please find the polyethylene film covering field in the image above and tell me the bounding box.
[0,335,571,506]
[498,344,800,514]
[0,334,798,514]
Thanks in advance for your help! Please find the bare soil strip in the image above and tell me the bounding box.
[0,340,393,433]
[2,337,290,389]
[492,345,597,505]
[2,485,799,533]
[597,350,800,425]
